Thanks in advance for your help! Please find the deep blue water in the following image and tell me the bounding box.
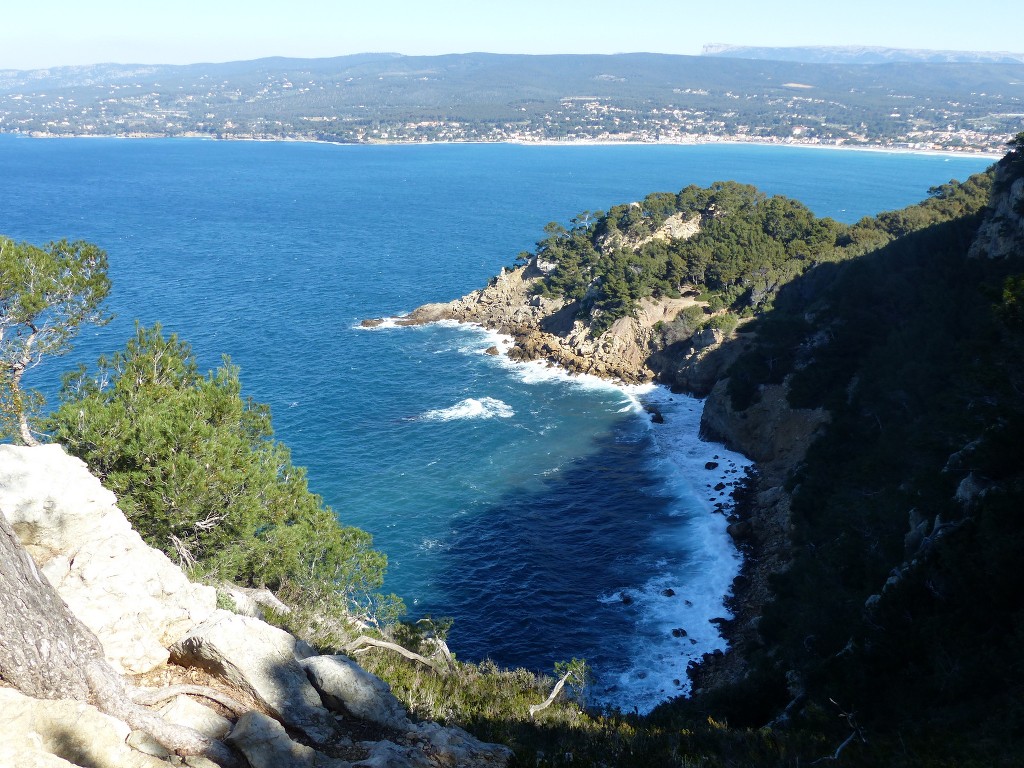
[0,136,993,710]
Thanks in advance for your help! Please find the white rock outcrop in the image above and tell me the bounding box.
[302,655,411,731]
[157,694,233,741]
[0,688,167,768]
[0,443,513,768]
[170,611,338,744]
[0,444,217,674]
[226,711,348,768]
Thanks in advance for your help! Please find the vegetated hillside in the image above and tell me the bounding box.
[0,52,1018,149]
[674,139,1024,763]
[702,43,1024,64]
[519,170,991,339]
[487,140,1023,763]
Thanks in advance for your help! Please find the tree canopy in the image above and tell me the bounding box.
[0,237,110,445]
[46,324,399,626]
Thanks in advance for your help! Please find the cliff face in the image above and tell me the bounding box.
[371,211,746,387]
[969,151,1024,259]
[385,259,715,385]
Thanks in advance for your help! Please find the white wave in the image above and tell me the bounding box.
[591,384,752,713]
[420,396,514,422]
[354,316,403,330]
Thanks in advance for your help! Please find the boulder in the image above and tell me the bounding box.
[226,711,349,768]
[354,740,424,768]
[157,694,232,740]
[408,721,513,767]
[0,444,216,674]
[692,327,724,350]
[302,655,411,731]
[0,687,167,768]
[170,611,337,744]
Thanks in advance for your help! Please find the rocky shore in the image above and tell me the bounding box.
[364,253,830,698]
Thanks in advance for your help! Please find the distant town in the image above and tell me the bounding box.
[1,52,1019,153]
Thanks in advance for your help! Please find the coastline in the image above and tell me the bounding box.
[365,311,754,710]
[3,130,1005,159]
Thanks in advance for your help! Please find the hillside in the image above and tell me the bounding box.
[702,44,1024,64]
[382,135,1024,764]
[0,52,1019,150]
[4,135,1024,766]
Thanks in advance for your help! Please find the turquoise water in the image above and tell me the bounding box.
[0,137,993,711]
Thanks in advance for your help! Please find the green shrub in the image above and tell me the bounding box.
[46,323,400,624]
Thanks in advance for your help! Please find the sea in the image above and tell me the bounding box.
[0,136,993,712]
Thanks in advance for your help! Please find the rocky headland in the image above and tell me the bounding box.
[363,213,833,696]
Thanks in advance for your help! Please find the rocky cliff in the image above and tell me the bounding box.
[0,444,512,768]
[364,215,837,699]
[366,212,723,386]
[969,147,1024,259]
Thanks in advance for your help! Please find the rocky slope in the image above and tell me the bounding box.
[0,444,512,768]
[365,213,724,387]
[363,210,838,697]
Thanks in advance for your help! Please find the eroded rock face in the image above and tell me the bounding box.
[226,711,349,768]
[0,687,168,768]
[699,380,828,472]
[383,260,719,385]
[969,167,1024,260]
[0,444,217,674]
[170,611,338,745]
[302,655,411,731]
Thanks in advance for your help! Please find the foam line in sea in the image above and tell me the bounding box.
[597,387,751,711]
[434,321,751,713]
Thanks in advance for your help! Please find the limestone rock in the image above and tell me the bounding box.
[157,694,232,740]
[302,654,411,731]
[354,740,424,768]
[969,166,1024,260]
[170,611,337,744]
[226,711,349,768]
[0,444,216,674]
[692,327,724,350]
[408,721,513,767]
[700,379,829,474]
[0,744,78,768]
[0,687,167,768]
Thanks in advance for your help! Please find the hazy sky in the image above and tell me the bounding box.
[2,0,1021,70]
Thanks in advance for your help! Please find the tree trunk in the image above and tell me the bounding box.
[8,329,39,446]
[0,509,238,765]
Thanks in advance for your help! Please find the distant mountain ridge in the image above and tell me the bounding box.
[702,43,1024,64]
[0,52,1019,151]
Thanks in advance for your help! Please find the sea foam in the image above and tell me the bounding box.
[437,321,751,712]
[420,396,515,422]
[595,386,750,711]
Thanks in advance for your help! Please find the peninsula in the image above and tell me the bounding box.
[365,136,1024,763]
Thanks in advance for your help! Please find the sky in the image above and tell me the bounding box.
[2,0,1021,70]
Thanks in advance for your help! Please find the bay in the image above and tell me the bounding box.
[0,136,993,711]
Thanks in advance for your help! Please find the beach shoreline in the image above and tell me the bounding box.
[5,130,1005,160]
